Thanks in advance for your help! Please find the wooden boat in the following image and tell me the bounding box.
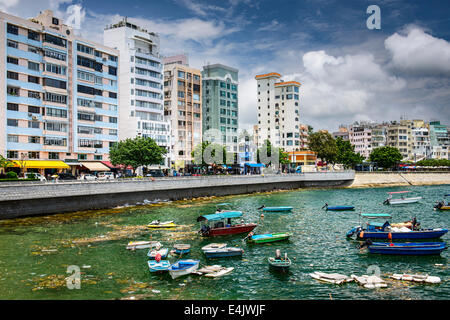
[204,267,234,278]
[197,211,257,237]
[322,204,355,211]
[147,220,177,228]
[384,191,422,205]
[309,271,354,285]
[434,194,450,210]
[351,274,387,288]
[390,273,441,284]
[147,248,169,259]
[201,243,227,251]
[126,241,161,250]
[203,247,244,259]
[365,241,447,255]
[268,250,291,271]
[168,259,199,279]
[194,265,234,277]
[172,244,190,255]
[258,205,293,212]
[246,232,291,244]
[147,260,171,272]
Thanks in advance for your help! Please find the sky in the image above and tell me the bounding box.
[1,0,450,133]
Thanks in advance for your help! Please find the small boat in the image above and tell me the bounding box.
[126,241,162,250]
[172,244,191,255]
[204,267,234,278]
[203,247,244,259]
[258,205,293,212]
[322,203,355,211]
[196,265,223,275]
[390,273,441,284]
[245,232,291,244]
[201,243,227,251]
[268,250,291,271]
[147,260,171,272]
[384,191,422,205]
[197,211,257,237]
[351,274,387,289]
[147,248,169,259]
[363,241,447,255]
[434,194,450,211]
[147,220,177,228]
[309,271,354,285]
[168,259,199,279]
[360,213,392,219]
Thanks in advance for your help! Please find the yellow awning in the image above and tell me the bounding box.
[80,161,110,171]
[12,160,70,169]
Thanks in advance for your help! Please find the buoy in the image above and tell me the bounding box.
[155,253,161,262]
[388,232,392,240]
[359,231,364,238]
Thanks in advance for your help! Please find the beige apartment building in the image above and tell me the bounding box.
[163,56,202,169]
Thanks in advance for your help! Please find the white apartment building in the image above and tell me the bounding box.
[104,18,170,167]
[255,73,301,152]
[349,123,373,159]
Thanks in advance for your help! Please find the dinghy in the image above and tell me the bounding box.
[258,205,293,212]
[351,274,387,288]
[434,195,450,210]
[384,191,422,205]
[147,248,169,259]
[268,250,291,271]
[148,260,171,272]
[309,271,353,285]
[363,241,447,255]
[322,204,355,211]
[245,232,291,244]
[147,220,177,228]
[201,243,227,251]
[204,267,234,278]
[126,241,162,250]
[390,273,441,284]
[172,244,191,255]
[203,247,244,259]
[168,259,199,279]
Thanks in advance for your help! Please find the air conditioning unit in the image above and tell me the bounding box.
[32,116,38,120]
[28,113,33,117]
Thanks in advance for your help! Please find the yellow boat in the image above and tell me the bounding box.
[434,195,450,211]
[147,220,178,228]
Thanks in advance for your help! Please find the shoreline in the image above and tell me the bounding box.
[349,172,450,188]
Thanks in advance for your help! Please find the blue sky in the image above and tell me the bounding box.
[2,0,450,132]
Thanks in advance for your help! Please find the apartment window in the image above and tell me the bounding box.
[178,71,185,78]
[43,78,66,89]
[45,107,67,118]
[7,151,18,159]
[78,154,87,160]
[28,91,40,99]
[28,45,39,54]
[43,34,67,48]
[109,92,117,99]
[7,71,19,80]
[77,85,102,96]
[28,121,39,129]
[28,136,40,144]
[109,55,117,62]
[28,152,40,159]
[44,49,66,61]
[28,106,40,114]
[44,138,67,146]
[7,87,19,96]
[7,119,19,127]
[77,70,95,82]
[28,75,40,84]
[28,30,40,41]
[28,61,40,71]
[94,50,102,58]
[94,115,103,122]
[46,63,66,75]
[77,43,94,55]
[109,129,118,136]
[44,92,67,104]
[7,103,19,111]
[48,152,60,160]
[78,113,95,121]
[45,122,67,132]
[108,66,117,76]
[109,117,117,124]
[77,56,103,72]
[7,57,18,65]
[94,155,103,160]
[95,76,103,85]
[7,23,19,35]
[7,135,19,143]
[7,40,18,48]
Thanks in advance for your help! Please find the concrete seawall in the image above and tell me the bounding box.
[351,172,450,188]
[0,172,354,219]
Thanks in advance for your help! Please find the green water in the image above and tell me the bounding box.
[0,185,449,300]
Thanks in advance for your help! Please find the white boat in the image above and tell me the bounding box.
[168,259,199,279]
[390,273,441,284]
[126,241,162,250]
[147,248,169,259]
[204,267,234,278]
[309,271,354,285]
[201,243,228,251]
[384,191,422,205]
[350,274,387,289]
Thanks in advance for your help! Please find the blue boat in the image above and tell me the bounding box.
[172,244,190,255]
[168,259,200,279]
[366,242,447,255]
[323,203,355,211]
[147,260,171,272]
[259,205,293,212]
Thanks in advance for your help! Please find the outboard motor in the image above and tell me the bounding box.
[346,226,362,238]
[199,225,210,236]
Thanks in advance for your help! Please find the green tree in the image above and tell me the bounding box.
[192,141,227,168]
[308,131,338,164]
[256,140,290,168]
[0,155,13,173]
[335,137,364,168]
[369,146,403,169]
[109,137,166,174]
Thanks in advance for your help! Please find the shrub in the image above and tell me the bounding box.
[5,171,18,179]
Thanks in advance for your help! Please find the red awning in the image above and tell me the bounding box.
[101,161,133,170]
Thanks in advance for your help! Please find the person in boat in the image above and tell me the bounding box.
[275,249,282,261]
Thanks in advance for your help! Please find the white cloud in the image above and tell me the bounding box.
[385,26,450,76]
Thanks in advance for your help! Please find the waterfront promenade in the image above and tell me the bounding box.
[0,171,354,219]
[351,172,450,188]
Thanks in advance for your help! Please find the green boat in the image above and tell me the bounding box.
[246,232,291,244]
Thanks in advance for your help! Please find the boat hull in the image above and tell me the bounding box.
[367,242,447,255]
[148,261,171,272]
[263,207,293,212]
[326,206,354,211]
[168,260,199,279]
[203,223,257,237]
[204,248,243,258]
[268,258,291,271]
[357,229,448,240]
[248,233,291,244]
[386,197,422,205]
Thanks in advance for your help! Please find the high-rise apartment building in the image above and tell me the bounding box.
[104,18,170,167]
[0,10,119,174]
[387,120,412,160]
[202,64,239,156]
[163,55,202,169]
[349,123,373,159]
[255,73,301,152]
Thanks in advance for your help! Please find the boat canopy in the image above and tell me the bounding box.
[388,191,411,194]
[361,213,392,218]
[217,203,232,206]
[244,163,265,168]
[197,211,243,222]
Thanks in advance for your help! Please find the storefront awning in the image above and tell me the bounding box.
[80,161,110,171]
[12,160,70,169]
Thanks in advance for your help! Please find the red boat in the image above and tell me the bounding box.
[197,211,257,237]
